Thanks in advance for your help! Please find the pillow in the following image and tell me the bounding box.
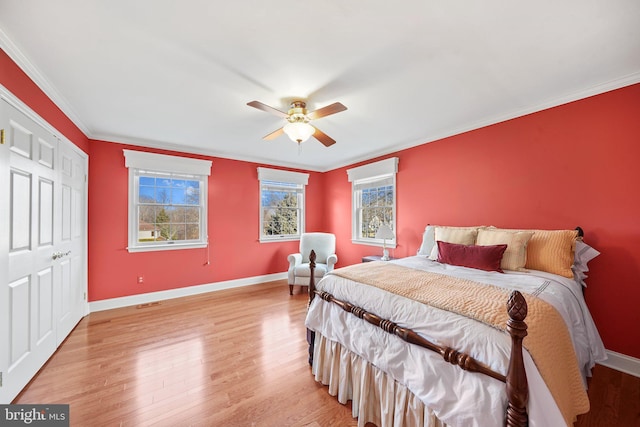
[491,228,578,277]
[417,225,436,256]
[526,229,578,278]
[428,226,481,260]
[476,229,534,271]
[574,240,600,271]
[437,241,507,273]
[572,240,600,287]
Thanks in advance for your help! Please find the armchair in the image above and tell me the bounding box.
[287,232,337,295]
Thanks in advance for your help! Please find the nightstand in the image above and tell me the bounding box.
[362,255,396,263]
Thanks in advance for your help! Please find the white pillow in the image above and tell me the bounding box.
[417,225,436,256]
[572,240,600,287]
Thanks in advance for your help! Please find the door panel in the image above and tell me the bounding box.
[36,267,54,345]
[39,179,54,246]
[8,276,30,368]
[9,169,31,251]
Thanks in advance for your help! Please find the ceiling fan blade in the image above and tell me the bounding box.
[307,102,347,120]
[263,127,284,140]
[312,127,336,147]
[247,101,289,118]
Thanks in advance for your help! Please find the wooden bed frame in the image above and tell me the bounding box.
[306,250,530,427]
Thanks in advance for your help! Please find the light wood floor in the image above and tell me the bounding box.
[14,280,640,426]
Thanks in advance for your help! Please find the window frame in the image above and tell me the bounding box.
[124,150,212,253]
[347,157,399,247]
[258,167,309,243]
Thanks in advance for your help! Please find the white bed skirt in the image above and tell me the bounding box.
[312,333,448,427]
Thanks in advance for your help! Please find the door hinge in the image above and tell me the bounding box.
[0,371,3,387]
[1,128,5,144]
[84,292,87,301]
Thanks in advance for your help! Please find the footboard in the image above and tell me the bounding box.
[306,250,529,427]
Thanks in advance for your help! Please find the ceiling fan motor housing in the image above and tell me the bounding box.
[287,101,309,123]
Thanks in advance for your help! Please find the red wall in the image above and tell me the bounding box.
[325,84,640,358]
[87,140,324,301]
[2,49,639,358]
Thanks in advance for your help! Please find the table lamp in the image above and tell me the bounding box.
[375,224,395,261]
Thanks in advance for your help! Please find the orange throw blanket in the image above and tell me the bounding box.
[329,261,588,425]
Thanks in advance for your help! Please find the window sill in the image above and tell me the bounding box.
[127,242,207,253]
[351,239,397,248]
[260,236,301,243]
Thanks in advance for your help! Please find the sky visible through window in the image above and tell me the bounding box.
[137,175,201,242]
[139,176,200,205]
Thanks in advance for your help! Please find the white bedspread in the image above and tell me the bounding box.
[305,256,606,427]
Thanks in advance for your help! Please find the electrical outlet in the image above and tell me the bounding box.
[137,276,144,284]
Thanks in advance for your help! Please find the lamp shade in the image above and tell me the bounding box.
[375,224,394,240]
[283,122,315,143]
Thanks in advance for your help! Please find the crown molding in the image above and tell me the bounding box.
[0,26,92,136]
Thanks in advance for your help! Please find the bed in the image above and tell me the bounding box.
[304,225,606,427]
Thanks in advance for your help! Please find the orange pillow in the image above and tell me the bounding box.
[490,228,578,277]
[525,229,578,278]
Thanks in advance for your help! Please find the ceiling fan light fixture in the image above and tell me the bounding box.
[247,99,345,147]
[283,121,314,144]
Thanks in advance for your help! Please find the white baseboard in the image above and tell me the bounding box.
[599,350,640,378]
[89,272,287,312]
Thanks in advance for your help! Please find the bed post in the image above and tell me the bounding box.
[306,250,316,366]
[506,290,529,427]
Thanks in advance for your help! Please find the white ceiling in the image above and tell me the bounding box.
[1,1,639,172]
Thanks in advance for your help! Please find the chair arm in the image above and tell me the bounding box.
[326,254,338,271]
[287,253,303,285]
[288,253,302,268]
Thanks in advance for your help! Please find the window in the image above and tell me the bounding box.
[347,157,398,246]
[258,167,309,242]
[124,150,212,252]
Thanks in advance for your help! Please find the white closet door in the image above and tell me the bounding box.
[56,138,86,344]
[0,97,87,403]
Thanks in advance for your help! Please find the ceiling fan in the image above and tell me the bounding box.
[247,100,347,147]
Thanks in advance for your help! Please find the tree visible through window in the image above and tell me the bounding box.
[258,167,309,241]
[261,182,302,238]
[347,157,398,246]
[360,184,394,238]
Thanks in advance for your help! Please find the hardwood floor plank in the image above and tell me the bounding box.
[574,364,640,427]
[12,280,639,426]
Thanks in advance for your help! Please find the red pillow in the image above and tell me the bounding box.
[437,241,507,273]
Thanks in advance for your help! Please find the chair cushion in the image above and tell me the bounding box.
[294,263,328,277]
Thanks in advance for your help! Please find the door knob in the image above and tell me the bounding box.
[52,251,71,260]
